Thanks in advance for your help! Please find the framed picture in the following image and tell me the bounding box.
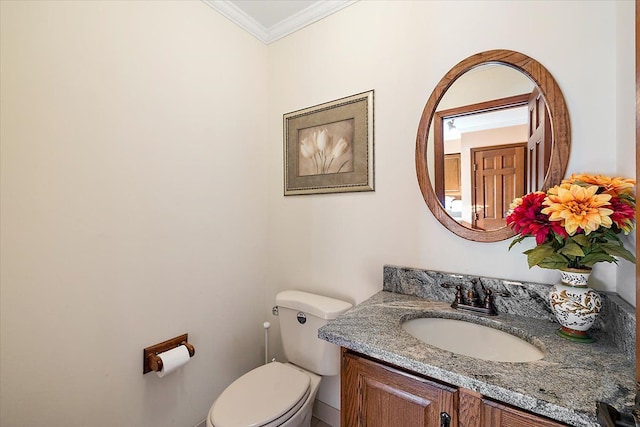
[283,90,374,195]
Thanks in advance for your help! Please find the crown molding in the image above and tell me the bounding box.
[202,0,357,44]
[203,0,269,43]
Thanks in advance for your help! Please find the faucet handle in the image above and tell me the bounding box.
[466,288,479,307]
[482,289,498,315]
[483,289,493,309]
[449,284,465,308]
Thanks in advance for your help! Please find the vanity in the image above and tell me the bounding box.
[318,266,636,427]
[318,48,637,426]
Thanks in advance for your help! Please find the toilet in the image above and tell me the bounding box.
[206,290,352,427]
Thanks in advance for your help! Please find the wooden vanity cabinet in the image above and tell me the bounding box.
[480,398,567,427]
[458,388,567,427]
[341,349,568,427]
[342,349,457,426]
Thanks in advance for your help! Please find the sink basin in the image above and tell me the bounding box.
[402,317,544,362]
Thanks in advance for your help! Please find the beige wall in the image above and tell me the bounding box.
[615,0,637,305]
[1,1,268,426]
[1,0,635,426]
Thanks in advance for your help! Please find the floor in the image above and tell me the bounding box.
[311,417,331,427]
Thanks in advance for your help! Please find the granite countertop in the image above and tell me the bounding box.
[319,290,636,427]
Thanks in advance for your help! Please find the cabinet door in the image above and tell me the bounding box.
[482,398,568,427]
[342,351,457,427]
[444,153,461,198]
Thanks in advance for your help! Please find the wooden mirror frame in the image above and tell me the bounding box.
[416,49,571,242]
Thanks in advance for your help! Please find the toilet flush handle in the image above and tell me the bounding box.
[297,312,306,324]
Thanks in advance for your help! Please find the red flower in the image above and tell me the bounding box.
[506,192,568,244]
[609,197,636,233]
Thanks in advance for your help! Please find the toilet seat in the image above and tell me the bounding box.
[209,362,311,427]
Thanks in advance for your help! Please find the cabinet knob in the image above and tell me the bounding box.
[440,411,451,427]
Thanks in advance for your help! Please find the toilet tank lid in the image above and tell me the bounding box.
[276,290,352,320]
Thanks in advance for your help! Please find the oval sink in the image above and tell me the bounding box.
[402,317,544,362]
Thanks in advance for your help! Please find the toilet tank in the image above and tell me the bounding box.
[276,290,352,376]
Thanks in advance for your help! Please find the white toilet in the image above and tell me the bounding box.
[206,290,352,427]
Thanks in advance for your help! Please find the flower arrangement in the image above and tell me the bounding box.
[506,173,636,270]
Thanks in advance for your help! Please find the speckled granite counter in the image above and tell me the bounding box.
[318,267,636,427]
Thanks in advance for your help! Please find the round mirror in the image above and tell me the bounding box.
[416,50,570,242]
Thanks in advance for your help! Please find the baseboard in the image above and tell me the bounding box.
[193,419,206,427]
[313,400,340,427]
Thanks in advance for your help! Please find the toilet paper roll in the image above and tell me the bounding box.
[156,345,190,378]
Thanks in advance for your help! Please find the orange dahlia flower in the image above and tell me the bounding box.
[541,184,613,235]
[563,173,636,198]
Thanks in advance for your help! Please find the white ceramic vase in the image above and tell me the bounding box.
[548,268,602,343]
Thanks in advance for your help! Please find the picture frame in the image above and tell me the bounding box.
[283,90,374,195]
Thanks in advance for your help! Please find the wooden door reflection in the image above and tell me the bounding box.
[471,144,525,230]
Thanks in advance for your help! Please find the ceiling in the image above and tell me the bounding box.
[202,0,357,44]
[443,107,529,141]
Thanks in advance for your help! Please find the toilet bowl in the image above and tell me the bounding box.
[206,362,321,427]
[205,290,352,427]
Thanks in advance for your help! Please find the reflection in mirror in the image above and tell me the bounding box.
[415,50,570,242]
[428,64,545,231]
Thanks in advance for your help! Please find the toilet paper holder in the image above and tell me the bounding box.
[143,333,195,374]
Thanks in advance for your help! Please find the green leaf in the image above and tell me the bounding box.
[558,242,585,257]
[508,235,528,251]
[602,229,622,242]
[537,253,569,269]
[571,234,590,247]
[538,260,569,269]
[524,245,555,268]
[553,233,565,245]
[600,243,637,263]
[580,253,617,266]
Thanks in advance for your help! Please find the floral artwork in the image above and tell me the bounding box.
[506,173,636,270]
[298,120,354,176]
[283,90,374,195]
